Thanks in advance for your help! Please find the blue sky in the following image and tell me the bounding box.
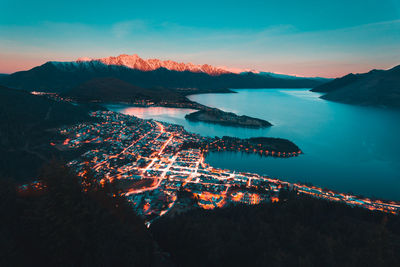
[1,0,400,77]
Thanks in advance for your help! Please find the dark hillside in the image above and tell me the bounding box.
[64,77,188,103]
[152,191,400,267]
[0,162,155,266]
[312,65,400,107]
[0,86,91,181]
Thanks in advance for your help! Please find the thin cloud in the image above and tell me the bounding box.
[0,18,399,76]
[112,20,148,38]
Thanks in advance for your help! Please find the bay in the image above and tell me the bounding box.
[108,89,400,200]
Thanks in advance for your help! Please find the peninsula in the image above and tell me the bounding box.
[49,77,273,128]
[185,108,272,128]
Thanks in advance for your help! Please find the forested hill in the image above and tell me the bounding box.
[151,190,400,267]
[0,85,91,181]
[64,77,189,103]
[0,162,156,266]
[312,65,400,107]
[2,165,399,266]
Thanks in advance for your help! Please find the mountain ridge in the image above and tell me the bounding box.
[311,65,400,107]
[74,54,230,76]
[0,55,326,93]
[258,71,332,82]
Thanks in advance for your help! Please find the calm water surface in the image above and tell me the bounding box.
[107,89,400,200]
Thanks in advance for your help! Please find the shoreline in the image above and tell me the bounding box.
[19,110,400,215]
[101,97,273,128]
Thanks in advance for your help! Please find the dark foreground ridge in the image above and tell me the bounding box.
[3,164,399,267]
[0,162,157,266]
[0,85,92,181]
[152,190,400,267]
[185,108,272,128]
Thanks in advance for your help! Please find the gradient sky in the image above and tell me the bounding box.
[1,0,400,77]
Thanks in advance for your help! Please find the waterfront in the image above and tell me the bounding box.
[108,89,400,200]
[52,110,399,222]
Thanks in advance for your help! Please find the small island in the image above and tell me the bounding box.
[181,136,301,156]
[185,108,272,128]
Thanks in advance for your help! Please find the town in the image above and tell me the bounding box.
[54,111,400,225]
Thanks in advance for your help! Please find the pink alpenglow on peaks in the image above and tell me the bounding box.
[76,54,232,76]
[218,66,260,74]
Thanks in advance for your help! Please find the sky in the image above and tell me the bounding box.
[1,0,400,77]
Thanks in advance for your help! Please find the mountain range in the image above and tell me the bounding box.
[0,54,325,94]
[1,54,398,108]
[77,54,230,75]
[259,72,331,82]
[312,65,400,108]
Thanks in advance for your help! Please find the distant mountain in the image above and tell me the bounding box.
[258,72,332,82]
[0,54,326,93]
[311,73,363,93]
[312,65,400,107]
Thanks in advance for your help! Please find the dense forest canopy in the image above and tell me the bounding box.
[2,164,399,267]
[0,161,156,266]
[151,190,400,267]
[0,85,91,181]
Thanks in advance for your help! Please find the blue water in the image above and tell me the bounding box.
[108,89,400,200]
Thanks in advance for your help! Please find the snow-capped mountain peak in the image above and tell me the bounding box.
[75,54,231,75]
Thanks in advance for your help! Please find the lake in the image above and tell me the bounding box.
[107,89,400,200]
